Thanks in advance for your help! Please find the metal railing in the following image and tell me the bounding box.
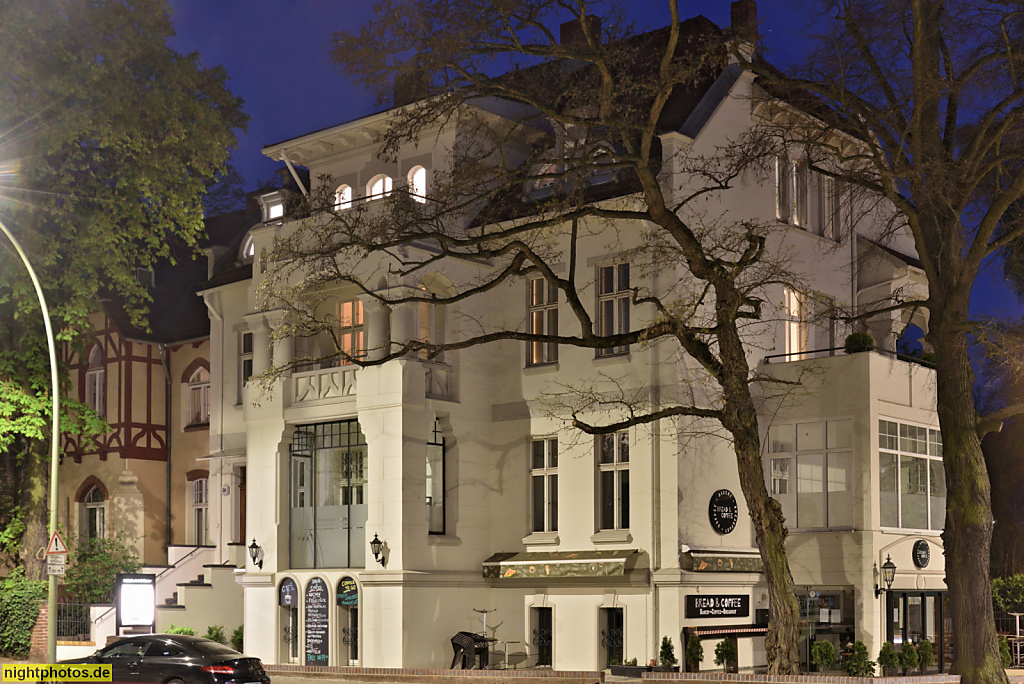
[56,599,93,641]
[763,345,936,368]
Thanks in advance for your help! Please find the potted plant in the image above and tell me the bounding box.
[713,637,739,673]
[844,331,874,354]
[918,639,935,673]
[609,657,652,677]
[660,636,679,672]
[685,636,703,673]
[810,640,836,673]
[877,641,900,676]
[842,641,875,677]
[899,642,919,675]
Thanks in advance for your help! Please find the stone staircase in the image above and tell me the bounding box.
[148,543,246,635]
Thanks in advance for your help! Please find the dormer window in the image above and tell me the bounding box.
[335,184,352,210]
[258,190,286,224]
[367,174,393,201]
[408,166,427,203]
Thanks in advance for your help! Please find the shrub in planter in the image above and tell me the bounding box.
[917,639,935,673]
[685,637,703,672]
[811,640,836,671]
[204,625,227,645]
[165,625,198,636]
[898,642,919,675]
[877,641,900,675]
[842,640,875,677]
[231,624,244,652]
[660,636,678,671]
[844,331,874,354]
[713,638,738,673]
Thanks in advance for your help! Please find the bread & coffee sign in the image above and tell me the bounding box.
[685,594,750,618]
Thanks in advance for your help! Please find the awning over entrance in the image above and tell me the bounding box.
[483,550,642,580]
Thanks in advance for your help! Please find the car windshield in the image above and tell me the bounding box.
[191,641,240,657]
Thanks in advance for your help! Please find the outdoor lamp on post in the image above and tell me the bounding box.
[370,533,385,566]
[875,554,897,597]
[249,538,263,570]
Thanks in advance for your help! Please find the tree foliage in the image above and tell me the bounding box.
[0,568,46,658]
[63,533,142,604]
[0,0,246,577]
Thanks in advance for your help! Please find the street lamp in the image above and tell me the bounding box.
[875,554,897,597]
[0,219,60,662]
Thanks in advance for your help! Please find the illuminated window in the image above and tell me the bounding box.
[784,287,806,360]
[238,332,253,402]
[408,166,426,203]
[335,184,352,210]
[426,420,446,534]
[528,278,558,365]
[367,174,393,200]
[418,297,445,361]
[188,367,210,425]
[336,299,365,364]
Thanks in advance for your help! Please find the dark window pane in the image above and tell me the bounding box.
[617,263,629,291]
[618,433,629,462]
[532,441,545,469]
[550,439,558,468]
[533,475,545,532]
[599,434,614,463]
[549,475,558,532]
[620,471,629,529]
[600,471,615,529]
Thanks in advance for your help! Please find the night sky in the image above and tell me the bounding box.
[165,0,1022,320]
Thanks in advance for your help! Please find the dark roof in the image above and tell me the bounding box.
[106,203,254,345]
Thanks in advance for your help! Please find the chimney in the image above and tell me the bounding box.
[731,0,757,44]
[559,15,601,51]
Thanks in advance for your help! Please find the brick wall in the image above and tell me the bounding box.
[28,602,47,661]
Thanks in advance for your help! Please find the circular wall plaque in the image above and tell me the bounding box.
[913,540,930,569]
[709,489,738,535]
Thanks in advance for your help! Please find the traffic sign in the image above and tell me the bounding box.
[45,531,69,555]
[46,557,65,576]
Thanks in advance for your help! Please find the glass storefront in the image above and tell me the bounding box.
[290,420,367,568]
[885,591,949,671]
[798,588,855,668]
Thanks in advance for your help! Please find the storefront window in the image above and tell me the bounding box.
[290,420,367,568]
[878,420,944,530]
[768,419,853,529]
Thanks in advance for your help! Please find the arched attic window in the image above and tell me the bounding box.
[367,174,393,201]
[240,234,256,262]
[335,184,352,210]
[82,485,106,545]
[188,367,211,425]
[408,166,426,203]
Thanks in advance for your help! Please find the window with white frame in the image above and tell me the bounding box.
[528,277,558,365]
[426,419,445,534]
[188,367,210,425]
[408,166,426,202]
[192,478,208,545]
[597,432,629,530]
[531,437,558,533]
[82,485,106,543]
[337,299,365,364]
[335,184,352,210]
[783,287,807,360]
[85,346,105,417]
[816,172,842,240]
[597,263,630,356]
[239,332,253,402]
[418,296,445,361]
[776,156,807,226]
[879,419,944,530]
[367,174,393,200]
[768,419,854,529]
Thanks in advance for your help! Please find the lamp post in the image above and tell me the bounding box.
[0,219,60,663]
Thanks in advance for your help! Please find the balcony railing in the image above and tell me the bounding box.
[292,366,358,404]
[763,346,936,368]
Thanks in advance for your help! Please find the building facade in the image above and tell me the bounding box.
[190,6,945,673]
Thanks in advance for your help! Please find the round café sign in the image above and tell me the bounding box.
[913,540,930,569]
[709,489,738,535]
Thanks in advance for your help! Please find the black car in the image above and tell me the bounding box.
[60,634,271,684]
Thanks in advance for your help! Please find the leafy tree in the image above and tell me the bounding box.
[0,0,246,578]
[259,0,831,671]
[62,533,141,604]
[744,2,1024,680]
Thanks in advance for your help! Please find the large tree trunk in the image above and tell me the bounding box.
[720,324,802,673]
[20,440,49,581]
[930,299,1007,684]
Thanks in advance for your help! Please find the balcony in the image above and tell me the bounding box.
[289,366,358,405]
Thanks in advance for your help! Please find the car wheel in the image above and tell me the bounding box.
[165,678,187,684]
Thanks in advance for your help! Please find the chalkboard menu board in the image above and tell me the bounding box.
[337,577,358,606]
[305,577,329,665]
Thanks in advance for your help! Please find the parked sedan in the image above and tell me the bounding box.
[60,634,271,684]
